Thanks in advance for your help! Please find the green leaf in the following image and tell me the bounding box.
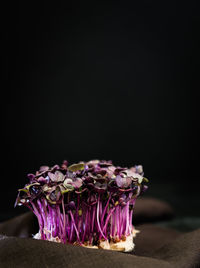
[143,177,149,183]
[18,188,28,193]
[61,188,74,194]
[25,183,40,191]
[61,183,74,194]
[46,194,57,204]
[68,163,85,172]
[138,177,143,184]
[63,178,73,188]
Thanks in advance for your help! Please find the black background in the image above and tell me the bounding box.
[1,1,200,220]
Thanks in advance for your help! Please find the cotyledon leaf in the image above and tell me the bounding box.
[68,163,85,172]
[143,177,149,183]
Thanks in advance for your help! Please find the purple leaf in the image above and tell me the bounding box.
[27,174,35,180]
[72,178,83,189]
[39,166,49,172]
[48,171,64,182]
[116,175,132,188]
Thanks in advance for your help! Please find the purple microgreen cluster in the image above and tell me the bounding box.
[15,160,148,249]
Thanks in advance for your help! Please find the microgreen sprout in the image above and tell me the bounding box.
[15,160,148,251]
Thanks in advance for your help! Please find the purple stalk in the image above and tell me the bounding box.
[97,196,107,240]
[101,195,111,226]
[102,206,116,239]
[125,201,130,236]
[118,206,122,239]
[61,198,66,243]
[31,201,44,238]
[82,209,88,243]
[56,205,63,241]
[116,206,120,238]
[52,207,57,237]
[69,210,80,242]
[69,216,74,242]
[91,205,96,233]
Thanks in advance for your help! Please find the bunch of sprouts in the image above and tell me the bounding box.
[15,160,148,251]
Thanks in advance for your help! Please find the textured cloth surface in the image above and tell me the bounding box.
[0,197,199,268]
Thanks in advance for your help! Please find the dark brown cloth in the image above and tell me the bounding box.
[0,198,199,268]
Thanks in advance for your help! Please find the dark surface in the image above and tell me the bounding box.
[1,230,199,268]
[1,1,200,221]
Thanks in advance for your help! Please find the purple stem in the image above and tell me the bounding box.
[116,206,120,238]
[75,194,80,226]
[97,196,107,240]
[56,205,63,241]
[91,205,95,233]
[69,215,74,242]
[36,199,45,239]
[129,209,133,232]
[102,206,116,236]
[31,201,44,238]
[62,198,66,243]
[125,201,130,236]
[82,209,88,243]
[52,207,57,237]
[101,195,111,226]
[70,210,80,242]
